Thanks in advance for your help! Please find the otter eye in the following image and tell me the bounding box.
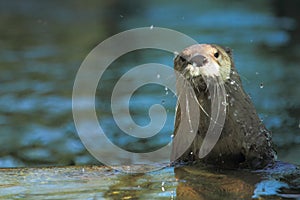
[179,56,187,63]
[214,52,220,58]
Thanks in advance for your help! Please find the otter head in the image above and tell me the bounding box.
[174,44,233,90]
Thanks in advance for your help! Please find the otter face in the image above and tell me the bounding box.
[174,44,232,86]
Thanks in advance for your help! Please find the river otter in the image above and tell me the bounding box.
[171,44,276,169]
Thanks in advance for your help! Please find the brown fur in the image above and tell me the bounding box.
[173,44,276,169]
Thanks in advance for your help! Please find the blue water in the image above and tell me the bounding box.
[0,0,299,168]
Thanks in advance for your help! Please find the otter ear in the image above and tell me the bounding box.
[224,47,233,56]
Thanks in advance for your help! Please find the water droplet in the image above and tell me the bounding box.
[190,152,193,155]
[157,74,160,79]
[170,134,174,138]
[81,168,85,173]
[150,25,154,29]
[229,98,235,106]
[222,101,229,106]
[230,80,236,85]
[234,110,238,114]
[250,39,253,43]
[164,87,169,95]
[260,83,264,89]
[119,14,124,18]
[255,72,259,75]
[192,62,197,67]
[162,181,165,186]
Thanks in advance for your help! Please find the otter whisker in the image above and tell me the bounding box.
[202,75,227,127]
[217,77,227,120]
[176,77,194,131]
[185,93,192,131]
[214,79,221,126]
[189,85,210,118]
[209,77,220,128]
[181,67,191,80]
[193,79,201,94]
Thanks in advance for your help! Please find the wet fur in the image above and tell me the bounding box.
[172,44,276,169]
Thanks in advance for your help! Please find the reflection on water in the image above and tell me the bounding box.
[0,0,299,170]
[0,163,299,199]
[174,162,300,199]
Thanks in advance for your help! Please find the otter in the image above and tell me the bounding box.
[171,44,276,169]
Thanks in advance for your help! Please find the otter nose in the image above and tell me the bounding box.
[189,55,207,67]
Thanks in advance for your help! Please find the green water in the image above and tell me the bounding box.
[0,0,299,199]
[0,163,299,199]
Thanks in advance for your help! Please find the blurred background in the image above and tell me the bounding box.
[0,0,299,167]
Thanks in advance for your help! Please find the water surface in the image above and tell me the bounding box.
[0,0,299,171]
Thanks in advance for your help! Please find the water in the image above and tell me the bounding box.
[0,0,299,198]
[0,163,299,199]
